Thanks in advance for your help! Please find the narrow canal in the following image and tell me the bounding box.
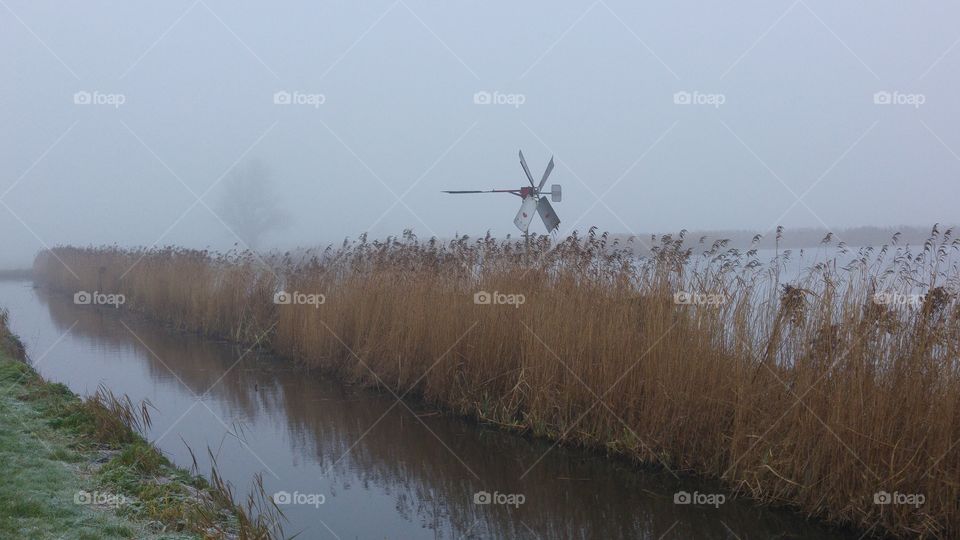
[0,279,854,539]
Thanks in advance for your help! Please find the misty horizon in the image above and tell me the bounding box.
[3,1,958,267]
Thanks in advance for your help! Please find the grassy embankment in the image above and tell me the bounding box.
[0,309,282,539]
[33,227,960,538]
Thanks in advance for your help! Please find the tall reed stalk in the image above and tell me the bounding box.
[34,227,960,537]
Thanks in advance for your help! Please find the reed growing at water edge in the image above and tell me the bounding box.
[0,308,285,539]
[34,226,960,537]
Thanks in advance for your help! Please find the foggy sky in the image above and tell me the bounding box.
[2,1,958,267]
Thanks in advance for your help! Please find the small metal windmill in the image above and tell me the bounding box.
[443,150,562,240]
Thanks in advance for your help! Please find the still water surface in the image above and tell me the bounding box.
[0,280,854,539]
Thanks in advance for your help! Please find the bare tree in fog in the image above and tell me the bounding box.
[217,159,289,250]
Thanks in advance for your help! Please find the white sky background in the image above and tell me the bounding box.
[1,1,958,266]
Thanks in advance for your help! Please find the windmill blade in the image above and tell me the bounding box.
[537,156,555,190]
[513,195,537,232]
[518,150,536,189]
[443,189,522,195]
[536,198,560,232]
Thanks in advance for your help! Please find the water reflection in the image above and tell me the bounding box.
[0,281,854,539]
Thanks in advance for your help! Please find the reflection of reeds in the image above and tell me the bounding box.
[34,226,960,537]
[40,298,805,539]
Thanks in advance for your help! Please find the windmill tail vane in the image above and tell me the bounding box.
[442,149,562,234]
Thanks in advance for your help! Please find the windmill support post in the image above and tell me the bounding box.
[524,227,530,266]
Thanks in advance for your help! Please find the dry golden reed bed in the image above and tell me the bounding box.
[34,227,960,538]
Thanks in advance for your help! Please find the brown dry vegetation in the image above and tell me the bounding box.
[33,226,960,538]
